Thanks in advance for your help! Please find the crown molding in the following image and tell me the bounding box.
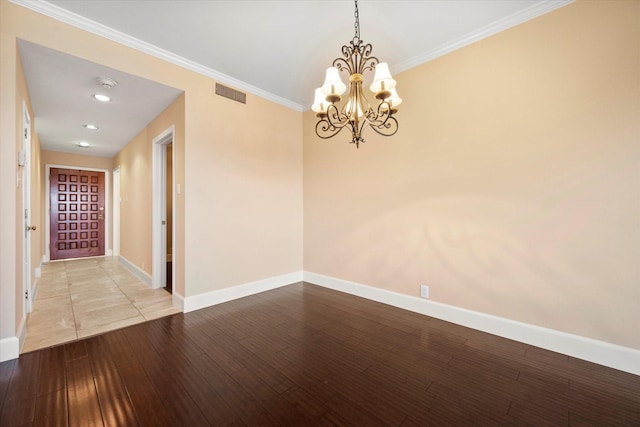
[9,0,304,112]
[393,0,575,74]
[11,0,573,113]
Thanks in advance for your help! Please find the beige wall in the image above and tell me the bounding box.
[113,130,152,274]
[1,0,303,346]
[6,0,635,358]
[166,143,173,257]
[13,40,28,335]
[146,95,185,296]
[42,150,113,170]
[185,91,303,296]
[1,13,18,342]
[0,32,45,342]
[113,94,185,296]
[304,0,640,350]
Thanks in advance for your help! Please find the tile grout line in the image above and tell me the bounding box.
[65,260,81,343]
[23,257,179,352]
[100,262,147,321]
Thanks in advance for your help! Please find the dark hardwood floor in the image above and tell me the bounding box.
[1,282,639,426]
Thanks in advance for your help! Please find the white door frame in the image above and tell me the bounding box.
[45,165,111,262]
[112,167,120,257]
[151,126,174,289]
[22,102,32,314]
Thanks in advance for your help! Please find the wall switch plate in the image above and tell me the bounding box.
[420,285,429,299]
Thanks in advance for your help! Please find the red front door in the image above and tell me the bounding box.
[50,168,105,260]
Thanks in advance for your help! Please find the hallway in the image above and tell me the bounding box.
[22,257,180,353]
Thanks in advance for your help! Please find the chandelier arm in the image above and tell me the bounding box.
[369,115,399,137]
[325,103,351,129]
[366,100,392,123]
[358,44,379,74]
[315,119,345,139]
[333,56,354,75]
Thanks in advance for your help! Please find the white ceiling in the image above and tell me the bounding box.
[15,0,572,157]
[18,40,183,157]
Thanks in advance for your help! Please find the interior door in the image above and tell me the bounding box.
[50,168,105,260]
[22,104,33,312]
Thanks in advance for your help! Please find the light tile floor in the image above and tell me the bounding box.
[22,256,181,353]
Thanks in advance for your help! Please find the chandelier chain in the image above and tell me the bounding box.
[353,0,360,41]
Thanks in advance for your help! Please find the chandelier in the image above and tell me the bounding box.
[312,0,401,148]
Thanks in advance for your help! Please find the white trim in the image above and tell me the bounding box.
[7,0,572,112]
[172,292,185,312]
[22,101,32,314]
[303,272,640,376]
[31,277,40,299]
[118,255,152,286]
[152,126,174,289]
[44,164,110,262]
[33,259,43,302]
[9,0,302,112]
[0,337,20,362]
[183,271,303,313]
[17,316,27,354]
[112,167,120,257]
[393,0,575,74]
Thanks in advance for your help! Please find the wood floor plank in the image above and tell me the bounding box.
[65,357,103,427]
[36,346,66,397]
[103,328,173,426]
[85,336,139,427]
[2,282,639,426]
[0,358,16,414]
[123,326,211,426]
[33,389,67,427]
[0,351,40,425]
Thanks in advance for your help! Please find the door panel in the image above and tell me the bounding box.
[50,168,105,260]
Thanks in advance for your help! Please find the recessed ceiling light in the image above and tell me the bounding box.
[76,141,91,148]
[93,94,111,102]
[83,124,98,130]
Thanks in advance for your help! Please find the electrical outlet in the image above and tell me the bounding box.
[420,285,429,299]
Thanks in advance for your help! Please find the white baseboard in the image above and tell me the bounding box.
[0,337,19,362]
[31,278,40,301]
[118,255,152,285]
[172,292,184,312]
[33,258,43,297]
[183,271,303,313]
[106,249,113,256]
[0,315,26,362]
[303,271,640,376]
[17,316,26,354]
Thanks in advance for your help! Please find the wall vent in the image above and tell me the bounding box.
[215,83,246,104]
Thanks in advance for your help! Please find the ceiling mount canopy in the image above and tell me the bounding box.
[312,0,401,148]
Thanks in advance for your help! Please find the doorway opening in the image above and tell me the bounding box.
[44,165,110,263]
[112,167,120,257]
[49,168,105,260]
[22,102,33,314]
[152,126,175,292]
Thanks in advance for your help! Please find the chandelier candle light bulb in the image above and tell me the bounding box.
[321,67,347,102]
[312,88,331,115]
[313,0,399,148]
[370,62,396,99]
